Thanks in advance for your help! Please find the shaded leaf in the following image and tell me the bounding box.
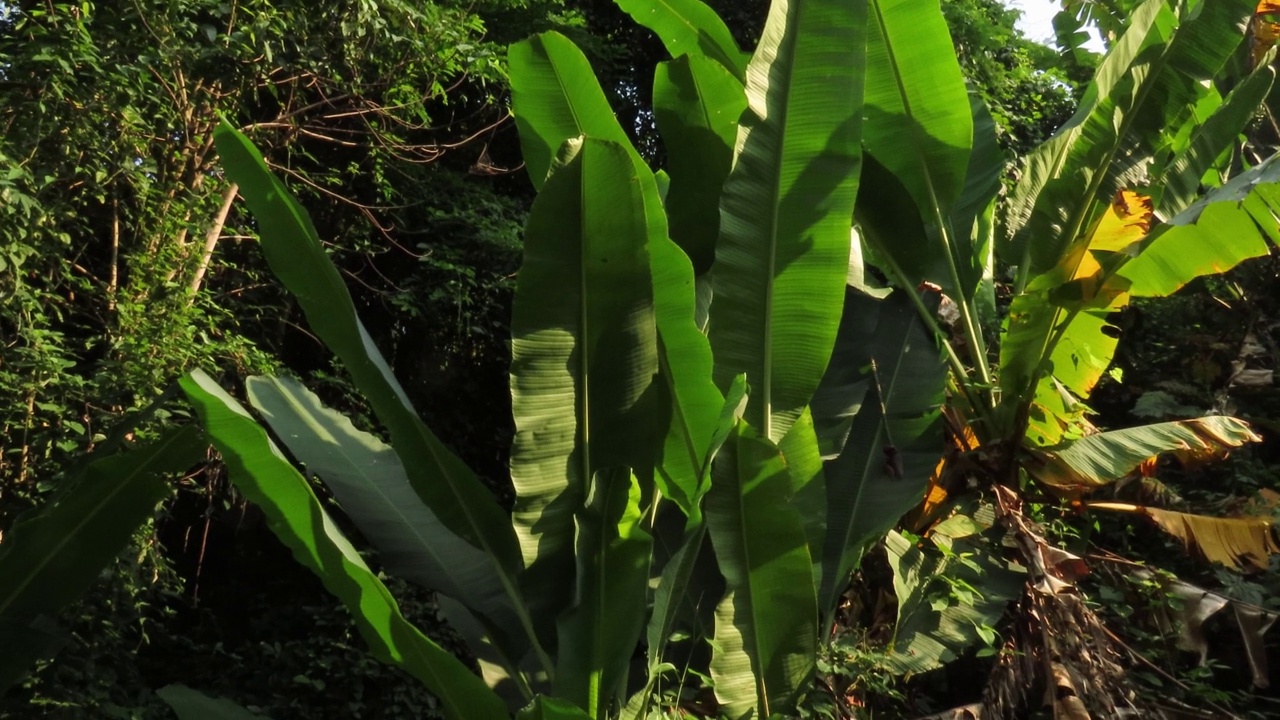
[554,471,652,715]
[706,421,818,718]
[0,426,202,692]
[244,375,533,677]
[653,54,747,272]
[158,685,269,720]
[213,124,521,577]
[509,138,660,641]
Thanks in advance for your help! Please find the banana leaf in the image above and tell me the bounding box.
[244,375,538,689]
[508,32,636,190]
[612,0,749,79]
[708,0,864,444]
[818,289,947,617]
[652,54,747,272]
[179,370,507,720]
[553,470,652,716]
[212,124,522,580]
[509,138,661,642]
[1028,416,1261,492]
[705,421,818,719]
[0,425,202,692]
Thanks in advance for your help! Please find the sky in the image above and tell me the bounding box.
[1008,0,1106,50]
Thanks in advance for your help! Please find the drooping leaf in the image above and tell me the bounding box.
[706,421,818,719]
[244,375,536,678]
[179,370,508,720]
[554,471,652,716]
[0,425,202,692]
[1088,502,1280,571]
[652,54,747,272]
[708,0,865,443]
[1028,417,1261,491]
[508,32,635,190]
[158,685,269,720]
[213,124,521,577]
[1122,155,1280,297]
[612,0,750,79]
[509,138,660,641]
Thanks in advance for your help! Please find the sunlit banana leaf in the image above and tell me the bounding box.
[612,0,749,79]
[213,124,522,580]
[0,425,202,692]
[1122,153,1280,297]
[706,421,818,719]
[1089,501,1280,571]
[509,138,661,642]
[554,470,652,715]
[708,0,864,444]
[1028,416,1261,491]
[508,32,635,190]
[179,370,507,720]
[1005,0,1256,281]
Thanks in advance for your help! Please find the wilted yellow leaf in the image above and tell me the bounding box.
[1072,189,1153,285]
[1089,502,1280,571]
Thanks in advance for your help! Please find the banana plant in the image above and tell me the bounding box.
[7,0,1280,717]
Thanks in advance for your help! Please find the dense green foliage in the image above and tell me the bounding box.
[5,0,1280,718]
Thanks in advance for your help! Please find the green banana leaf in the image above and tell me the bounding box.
[708,0,864,444]
[862,0,973,227]
[243,375,538,687]
[1002,0,1164,276]
[0,425,202,692]
[706,421,819,719]
[1028,416,1261,491]
[179,370,508,720]
[509,138,661,641]
[508,32,635,190]
[1006,0,1256,281]
[158,684,269,720]
[612,0,749,79]
[212,124,522,579]
[1123,155,1280,297]
[652,54,747,273]
[553,470,652,717]
[884,527,1022,675]
[1155,66,1276,216]
[819,289,947,618]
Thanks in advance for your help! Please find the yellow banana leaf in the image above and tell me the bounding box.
[1089,501,1280,571]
